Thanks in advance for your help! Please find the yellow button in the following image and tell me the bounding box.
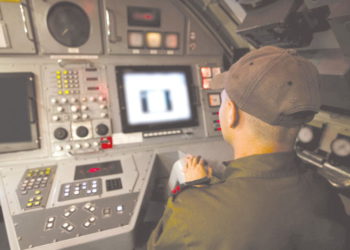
[56,71,61,74]
[56,75,61,79]
[27,173,32,177]
[28,198,34,202]
[34,201,40,206]
[34,190,41,195]
[35,196,42,200]
[58,90,63,95]
[63,70,68,75]
[39,171,44,175]
[64,80,68,84]
[64,90,70,95]
[26,202,33,207]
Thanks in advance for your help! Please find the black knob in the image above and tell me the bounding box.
[76,126,89,138]
[54,127,68,140]
[96,124,109,136]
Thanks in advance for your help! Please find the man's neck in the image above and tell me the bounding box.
[232,136,294,160]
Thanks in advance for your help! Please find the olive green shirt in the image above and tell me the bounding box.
[147,152,348,250]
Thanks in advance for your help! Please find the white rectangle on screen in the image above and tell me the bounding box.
[123,72,191,125]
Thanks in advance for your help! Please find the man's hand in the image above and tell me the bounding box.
[183,155,212,185]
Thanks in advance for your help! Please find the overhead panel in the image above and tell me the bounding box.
[328,0,350,56]
[31,0,103,55]
[0,1,36,54]
[104,0,185,55]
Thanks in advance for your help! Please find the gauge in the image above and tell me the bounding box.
[47,2,90,47]
[331,138,350,158]
[298,126,314,144]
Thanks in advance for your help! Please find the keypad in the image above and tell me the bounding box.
[58,179,102,201]
[56,70,80,95]
[17,166,56,210]
[106,178,123,191]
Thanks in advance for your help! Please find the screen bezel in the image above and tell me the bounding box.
[0,72,40,153]
[116,65,198,133]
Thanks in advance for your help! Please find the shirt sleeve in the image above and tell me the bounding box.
[147,199,189,250]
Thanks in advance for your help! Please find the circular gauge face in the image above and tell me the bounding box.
[298,126,314,144]
[47,2,90,47]
[331,138,350,157]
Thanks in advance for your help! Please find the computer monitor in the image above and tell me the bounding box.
[0,72,40,153]
[116,66,198,133]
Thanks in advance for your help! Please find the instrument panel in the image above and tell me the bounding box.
[0,0,349,249]
[0,1,228,249]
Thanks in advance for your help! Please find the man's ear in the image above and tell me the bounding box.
[227,100,239,128]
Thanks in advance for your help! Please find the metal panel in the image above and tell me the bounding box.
[328,0,350,56]
[103,0,185,56]
[304,0,342,9]
[30,0,103,55]
[0,1,36,54]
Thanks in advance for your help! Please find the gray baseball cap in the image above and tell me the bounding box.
[210,46,321,127]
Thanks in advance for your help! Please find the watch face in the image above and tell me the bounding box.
[298,126,314,144]
[331,138,350,157]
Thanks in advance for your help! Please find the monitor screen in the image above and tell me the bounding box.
[0,72,39,153]
[116,66,198,133]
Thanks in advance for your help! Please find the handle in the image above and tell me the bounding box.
[20,2,34,42]
[105,8,121,43]
[26,75,36,123]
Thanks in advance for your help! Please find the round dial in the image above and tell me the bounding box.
[298,126,314,144]
[96,124,109,136]
[47,2,90,47]
[331,138,350,158]
[54,127,68,140]
[76,126,89,138]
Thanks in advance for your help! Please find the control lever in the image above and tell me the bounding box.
[168,152,228,192]
[168,156,186,192]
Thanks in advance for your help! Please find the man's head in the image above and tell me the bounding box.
[211,46,321,152]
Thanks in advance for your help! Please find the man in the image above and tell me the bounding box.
[147,46,349,250]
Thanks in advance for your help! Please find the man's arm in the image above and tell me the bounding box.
[147,155,212,249]
[147,199,189,250]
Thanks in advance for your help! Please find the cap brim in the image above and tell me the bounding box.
[209,72,227,90]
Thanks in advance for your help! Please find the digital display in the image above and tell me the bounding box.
[127,6,161,27]
[116,66,198,133]
[0,72,39,153]
[74,160,123,180]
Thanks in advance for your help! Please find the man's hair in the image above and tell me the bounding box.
[242,109,300,145]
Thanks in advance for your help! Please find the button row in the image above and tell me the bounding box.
[143,130,182,138]
[51,96,107,105]
[56,70,78,75]
[84,202,96,213]
[45,217,56,230]
[61,222,75,232]
[26,195,42,207]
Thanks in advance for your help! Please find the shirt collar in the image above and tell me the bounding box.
[225,152,306,179]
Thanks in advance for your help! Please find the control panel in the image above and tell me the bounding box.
[0,151,157,250]
[199,66,223,136]
[44,66,112,156]
[13,193,138,249]
[16,166,56,210]
[296,112,350,187]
